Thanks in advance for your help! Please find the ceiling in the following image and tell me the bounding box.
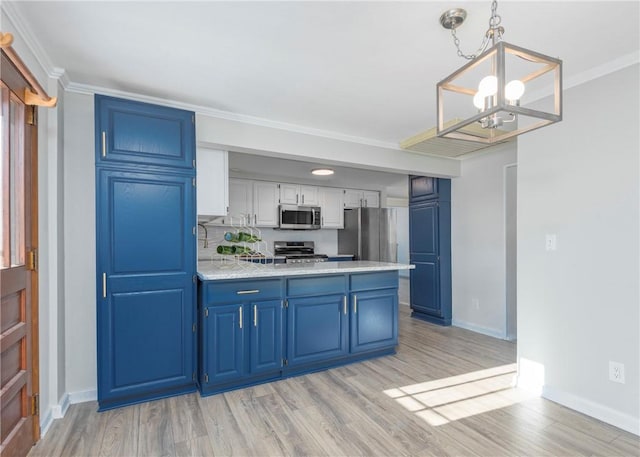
[10,1,639,149]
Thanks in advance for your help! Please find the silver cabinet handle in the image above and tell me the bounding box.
[343,295,347,315]
[254,305,257,327]
[101,131,107,157]
[353,294,357,314]
[237,289,260,295]
[239,306,243,329]
[254,214,257,225]
[302,194,304,205]
[102,273,107,298]
[296,194,299,204]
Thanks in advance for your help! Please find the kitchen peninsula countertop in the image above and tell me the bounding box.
[197,260,414,281]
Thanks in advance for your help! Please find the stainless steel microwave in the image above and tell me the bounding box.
[278,204,321,230]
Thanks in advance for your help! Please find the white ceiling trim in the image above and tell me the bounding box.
[64,80,406,152]
[1,2,55,78]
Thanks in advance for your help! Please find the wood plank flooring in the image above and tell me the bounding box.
[29,306,639,456]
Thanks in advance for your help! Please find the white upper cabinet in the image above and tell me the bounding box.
[227,179,279,227]
[319,187,344,229]
[362,190,380,208]
[279,183,319,206]
[197,148,228,216]
[344,189,380,208]
[253,181,279,227]
[228,178,253,225]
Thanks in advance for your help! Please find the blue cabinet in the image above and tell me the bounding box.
[95,96,196,410]
[203,304,244,385]
[409,177,451,325]
[350,289,398,353]
[198,270,399,396]
[287,294,348,366]
[95,95,195,170]
[250,299,284,375]
[199,279,283,393]
[410,175,442,202]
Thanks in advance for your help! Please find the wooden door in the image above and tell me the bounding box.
[0,55,39,456]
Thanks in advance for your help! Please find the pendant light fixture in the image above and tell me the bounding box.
[437,1,562,143]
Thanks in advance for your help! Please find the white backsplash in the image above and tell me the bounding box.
[197,224,338,260]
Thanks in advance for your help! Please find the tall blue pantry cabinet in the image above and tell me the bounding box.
[95,95,197,410]
[408,176,452,325]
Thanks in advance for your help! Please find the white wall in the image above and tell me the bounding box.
[451,143,517,338]
[518,64,639,434]
[63,92,96,397]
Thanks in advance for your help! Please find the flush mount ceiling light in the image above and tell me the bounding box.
[311,168,334,176]
[437,0,562,144]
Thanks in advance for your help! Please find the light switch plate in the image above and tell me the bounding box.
[545,234,557,251]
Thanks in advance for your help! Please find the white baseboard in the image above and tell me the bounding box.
[39,389,97,438]
[51,392,70,419]
[543,385,640,436]
[452,319,506,340]
[40,408,54,437]
[69,389,97,404]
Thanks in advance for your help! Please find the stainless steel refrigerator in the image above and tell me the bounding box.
[338,207,397,262]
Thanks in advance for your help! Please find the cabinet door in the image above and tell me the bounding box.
[300,185,319,206]
[362,191,380,208]
[253,181,279,227]
[96,95,195,170]
[96,169,196,408]
[409,201,445,318]
[410,261,441,316]
[203,304,245,385]
[287,294,348,366]
[228,179,253,225]
[350,289,398,353]
[344,189,363,208]
[250,299,283,375]
[320,187,344,228]
[197,148,228,217]
[409,202,438,256]
[279,183,299,205]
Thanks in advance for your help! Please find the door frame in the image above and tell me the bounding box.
[504,163,517,341]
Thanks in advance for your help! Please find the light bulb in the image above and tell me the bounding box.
[473,92,485,110]
[478,76,498,96]
[505,79,525,100]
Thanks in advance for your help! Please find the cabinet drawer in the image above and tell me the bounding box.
[350,271,398,291]
[287,275,346,297]
[203,279,282,304]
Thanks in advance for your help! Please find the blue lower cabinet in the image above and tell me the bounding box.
[203,304,245,385]
[198,272,400,396]
[250,299,284,375]
[350,289,398,353]
[287,294,348,366]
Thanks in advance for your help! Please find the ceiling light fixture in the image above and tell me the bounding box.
[437,0,562,143]
[311,168,334,176]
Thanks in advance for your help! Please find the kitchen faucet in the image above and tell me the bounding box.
[198,223,209,248]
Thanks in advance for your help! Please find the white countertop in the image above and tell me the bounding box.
[197,260,414,281]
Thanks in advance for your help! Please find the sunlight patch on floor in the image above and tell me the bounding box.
[383,363,537,426]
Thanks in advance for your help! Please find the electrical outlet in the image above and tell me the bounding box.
[609,361,625,384]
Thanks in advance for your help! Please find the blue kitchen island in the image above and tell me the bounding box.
[197,260,413,396]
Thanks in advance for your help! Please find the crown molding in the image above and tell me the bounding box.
[65,80,405,152]
[1,1,55,77]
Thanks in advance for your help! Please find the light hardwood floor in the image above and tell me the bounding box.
[29,306,639,456]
